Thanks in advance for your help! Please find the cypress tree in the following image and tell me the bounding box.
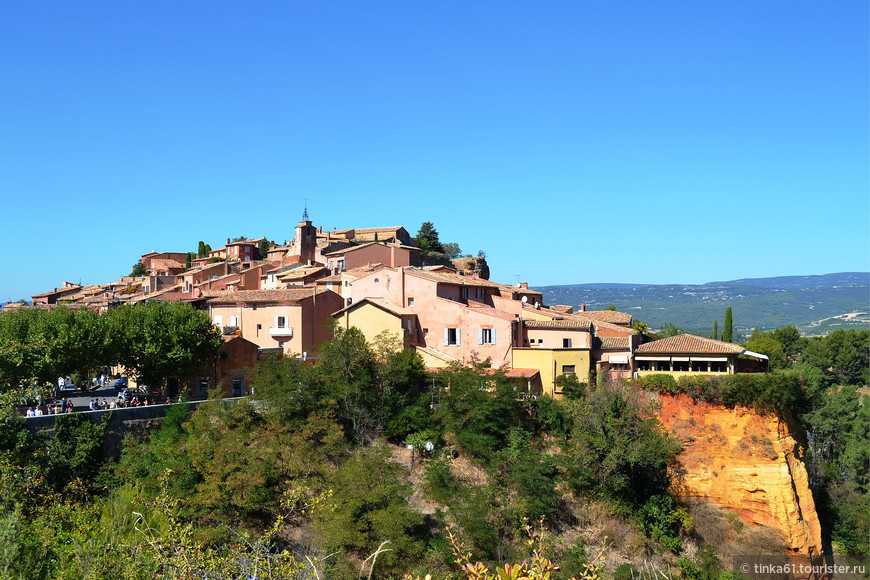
[723,307,733,342]
[713,320,718,341]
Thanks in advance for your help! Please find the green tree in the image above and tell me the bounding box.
[567,382,681,507]
[415,222,444,256]
[773,325,806,362]
[197,240,207,258]
[723,307,733,342]
[130,262,148,277]
[745,329,785,369]
[442,242,462,259]
[107,302,222,390]
[0,306,109,389]
[712,320,718,341]
[656,323,684,338]
[258,238,273,259]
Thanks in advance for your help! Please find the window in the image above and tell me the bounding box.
[230,315,239,327]
[655,361,671,372]
[214,315,223,327]
[424,328,429,338]
[710,361,728,373]
[275,316,286,328]
[691,360,708,372]
[562,365,576,375]
[637,360,652,371]
[231,378,244,397]
[673,360,690,372]
[479,328,495,345]
[445,328,460,346]
[344,280,350,287]
[562,338,572,348]
[407,297,414,307]
[338,260,345,271]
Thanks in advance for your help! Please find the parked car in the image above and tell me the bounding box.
[111,377,128,390]
[58,383,77,393]
[117,387,146,404]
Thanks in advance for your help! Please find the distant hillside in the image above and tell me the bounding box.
[534,272,870,338]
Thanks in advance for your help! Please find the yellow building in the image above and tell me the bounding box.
[512,346,591,398]
[333,297,416,351]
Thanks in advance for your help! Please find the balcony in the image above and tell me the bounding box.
[269,326,293,338]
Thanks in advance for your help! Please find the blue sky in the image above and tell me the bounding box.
[1,1,867,303]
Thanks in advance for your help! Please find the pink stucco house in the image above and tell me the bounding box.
[207,288,344,356]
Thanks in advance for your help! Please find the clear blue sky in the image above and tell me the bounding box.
[2,1,867,303]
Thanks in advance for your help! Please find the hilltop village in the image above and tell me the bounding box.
[17,216,767,398]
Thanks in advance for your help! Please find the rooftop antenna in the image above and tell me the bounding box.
[302,198,309,221]
[514,274,522,285]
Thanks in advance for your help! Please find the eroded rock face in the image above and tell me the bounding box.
[656,394,822,555]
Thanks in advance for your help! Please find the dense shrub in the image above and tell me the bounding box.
[635,372,806,414]
[566,382,681,508]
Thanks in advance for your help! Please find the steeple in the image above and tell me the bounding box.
[302,199,309,222]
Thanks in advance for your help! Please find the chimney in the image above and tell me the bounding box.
[226,238,230,244]
[519,282,528,289]
[580,304,586,311]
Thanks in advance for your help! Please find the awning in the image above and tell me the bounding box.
[743,350,769,361]
[690,357,729,362]
[672,357,690,362]
[608,355,629,364]
[636,356,670,361]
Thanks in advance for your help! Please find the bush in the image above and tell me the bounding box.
[567,383,681,508]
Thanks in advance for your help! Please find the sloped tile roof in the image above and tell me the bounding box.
[575,310,632,324]
[523,319,592,331]
[408,269,501,288]
[465,301,518,321]
[334,297,413,317]
[635,334,745,355]
[594,336,631,350]
[208,288,322,304]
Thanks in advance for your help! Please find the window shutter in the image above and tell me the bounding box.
[456,330,461,346]
[492,329,496,344]
[478,329,483,345]
[444,328,449,346]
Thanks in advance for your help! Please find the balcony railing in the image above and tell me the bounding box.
[269,326,293,338]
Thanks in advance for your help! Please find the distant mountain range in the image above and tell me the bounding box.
[533,272,870,338]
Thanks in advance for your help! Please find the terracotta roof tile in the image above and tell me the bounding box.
[574,310,632,324]
[464,301,518,321]
[334,297,413,317]
[408,269,500,288]
[635,334,745,355]
[523,319,592,331]
[594,337,630,350]
[208,288,323,304]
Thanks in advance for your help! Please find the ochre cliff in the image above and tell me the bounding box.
[655,394,822,555]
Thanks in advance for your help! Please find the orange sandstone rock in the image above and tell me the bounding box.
[656,394,823,555]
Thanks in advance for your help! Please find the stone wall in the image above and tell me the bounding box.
[24,401,212,459]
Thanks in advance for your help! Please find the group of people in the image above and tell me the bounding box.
[88,398,114,410]
[26,398,75,416]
